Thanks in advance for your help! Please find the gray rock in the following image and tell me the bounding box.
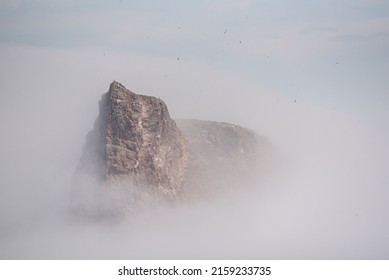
[177,119,269,201]
[72,81,269,218]
[72,81,187,217]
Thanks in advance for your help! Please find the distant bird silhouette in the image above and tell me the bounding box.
[224,29,228,34]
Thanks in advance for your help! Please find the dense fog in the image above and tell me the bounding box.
[0,45,388,259]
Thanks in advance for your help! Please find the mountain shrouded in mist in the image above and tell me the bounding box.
[72,81,268,217]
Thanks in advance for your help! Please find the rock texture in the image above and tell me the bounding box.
[72,81,187,216]
[104,82,188,196]
[72,81,268,217]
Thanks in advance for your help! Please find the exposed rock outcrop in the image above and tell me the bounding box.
[72,81,268,217]
[72,81,188,216]
[104,82,188,197]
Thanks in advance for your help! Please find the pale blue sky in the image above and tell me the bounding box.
[1,0,388,118]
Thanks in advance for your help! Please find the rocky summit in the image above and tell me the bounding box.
[103,82,188,197]
[72,81,268,217]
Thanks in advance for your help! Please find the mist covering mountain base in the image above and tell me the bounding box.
[71,81,269,218]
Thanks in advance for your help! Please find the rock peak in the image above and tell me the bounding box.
[110,80,123,87]
[72,82,268,218]
[109,80,135,96]
[72,82,188,216]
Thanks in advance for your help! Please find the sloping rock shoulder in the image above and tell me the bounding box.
[176,119,268,200]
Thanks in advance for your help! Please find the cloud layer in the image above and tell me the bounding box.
[0,44,388,259]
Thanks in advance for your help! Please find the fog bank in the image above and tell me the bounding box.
[0,46,388,259]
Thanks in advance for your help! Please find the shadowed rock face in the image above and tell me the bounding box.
[72,81,268,217]
[176,119,269,200]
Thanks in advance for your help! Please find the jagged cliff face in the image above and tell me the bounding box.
[72,81,188,216]
[72,81,267,217]
[104,82,187,196]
